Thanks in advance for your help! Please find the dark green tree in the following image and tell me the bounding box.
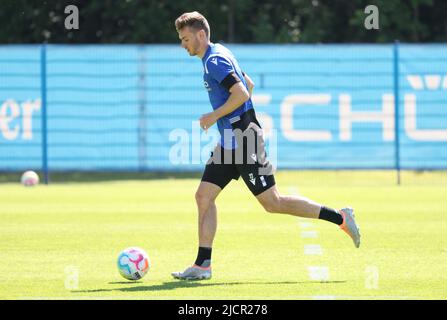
[0,0,446,44]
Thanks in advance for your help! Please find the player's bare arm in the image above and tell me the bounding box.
[243,72,254,97]
[199,82,250,130]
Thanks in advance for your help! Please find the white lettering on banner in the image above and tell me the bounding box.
[252,94,272,106]
[21,99,41,140]
[424,75,442,90]
[280,94,332,141]
[0,99,21,140]
[409,74,447,91]
[0,99,41,141]
[404,94,447,141]
[339,94,395,141]
[407,76,424,90]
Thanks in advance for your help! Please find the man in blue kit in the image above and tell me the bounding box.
[172,11,360,280]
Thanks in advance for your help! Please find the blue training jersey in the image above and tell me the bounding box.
[202,43,254,149]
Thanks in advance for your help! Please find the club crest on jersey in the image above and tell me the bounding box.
[204,81,211,91]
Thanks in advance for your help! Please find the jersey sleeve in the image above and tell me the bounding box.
[205,55,235,83]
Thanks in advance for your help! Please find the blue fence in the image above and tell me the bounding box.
[1,43,447,175]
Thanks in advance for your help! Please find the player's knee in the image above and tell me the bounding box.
[260,196,281,214]
[195,190,213,210]
[263,203,279,213]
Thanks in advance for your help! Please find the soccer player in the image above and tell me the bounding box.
[172,11,360,280]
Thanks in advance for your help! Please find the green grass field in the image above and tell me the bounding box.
[0,170,446,300]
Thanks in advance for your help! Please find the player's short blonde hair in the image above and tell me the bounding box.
[175,11,210,40]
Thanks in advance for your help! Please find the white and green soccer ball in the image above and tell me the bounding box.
[117,247,150,281]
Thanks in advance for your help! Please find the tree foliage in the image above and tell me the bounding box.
[0,0,446,44]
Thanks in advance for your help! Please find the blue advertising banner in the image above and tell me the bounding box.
[0,44,446,171]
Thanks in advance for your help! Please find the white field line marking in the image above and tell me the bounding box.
[289,186,330,283]
[301,230,318,239]
[307,266,330,281]
[299,222,314,229]
[304,244,323,255]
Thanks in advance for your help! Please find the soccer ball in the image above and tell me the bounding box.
[117,247,150,281]
[21,170,39,186]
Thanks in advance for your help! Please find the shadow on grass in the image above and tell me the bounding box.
[73,280,347,293]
